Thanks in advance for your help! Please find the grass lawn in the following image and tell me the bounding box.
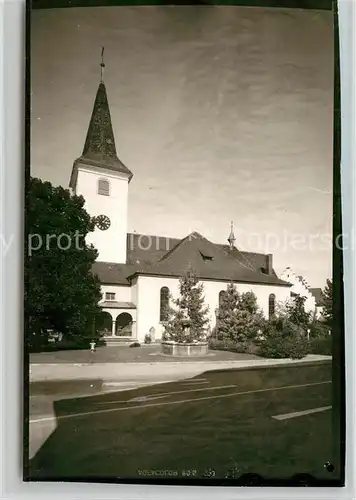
[30,344,259,364]
[28,361,341,485]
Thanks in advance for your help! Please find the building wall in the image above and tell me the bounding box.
[315,305,323,319]
[131,277,138,305]
[99,284,131,303]
[280,268,316,314]
[75,164,129,263]
[135,275,291,342]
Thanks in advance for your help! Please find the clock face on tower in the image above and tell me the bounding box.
[95,214,111,231]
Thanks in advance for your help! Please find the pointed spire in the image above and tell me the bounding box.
[228,221,236,249]
[78,49,133,180]
[82,82,117,159]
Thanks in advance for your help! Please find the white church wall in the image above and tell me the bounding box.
[130,277,138,305]
[75,165,129,263]
[280,268,316,314]
[136,276,180,341]
[135,275,291,342]
[315,305,323,319]
[202,281,291,323]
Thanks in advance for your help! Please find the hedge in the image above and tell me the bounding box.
[309,335,332,356]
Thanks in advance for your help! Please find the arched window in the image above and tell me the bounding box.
[219,290,226,308]
[98,178,110,196]
[160,287,169,322]
[268,294,276,319]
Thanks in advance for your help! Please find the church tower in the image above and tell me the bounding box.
[69,52,133,264]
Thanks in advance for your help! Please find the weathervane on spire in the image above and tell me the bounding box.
[100,46,105,82]
[228,221,236,249]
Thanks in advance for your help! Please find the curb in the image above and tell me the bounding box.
[30,355,331,368]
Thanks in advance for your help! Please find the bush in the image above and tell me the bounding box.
[208,337,238,352]
[283,336,310,359]
[208,337,258,355]
[309,320,330,338]
[309,335,332,355]
[256,296,321,360]
[28,333,106,352]
[258,333,309,359]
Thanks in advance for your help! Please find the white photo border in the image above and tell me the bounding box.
[0,0,354,498]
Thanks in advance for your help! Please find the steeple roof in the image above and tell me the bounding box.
[75,82,133,180]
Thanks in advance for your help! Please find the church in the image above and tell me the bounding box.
[69,73,296,345]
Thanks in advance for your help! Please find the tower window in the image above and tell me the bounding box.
[98,178,110,196]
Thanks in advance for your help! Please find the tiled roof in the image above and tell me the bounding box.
[100,301,136,309]
[92,232,290,287]
[127,233,181,266]
[127,233,277,276]
[92,262,136,285]
[70,82,132,188]
[309,288,324,306]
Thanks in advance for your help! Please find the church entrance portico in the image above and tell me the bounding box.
[98,303,137,345]
[115,312,133,336]
[96,311,112,336]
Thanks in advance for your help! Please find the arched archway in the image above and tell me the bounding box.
[96,311,112,334]
[115,313,133,336]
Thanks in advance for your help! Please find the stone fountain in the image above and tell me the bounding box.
[161,307,209,357]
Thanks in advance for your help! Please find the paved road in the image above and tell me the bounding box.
[27,360,339,484]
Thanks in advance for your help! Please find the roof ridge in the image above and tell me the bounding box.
[127,232,180,242]
[157,233,197,263]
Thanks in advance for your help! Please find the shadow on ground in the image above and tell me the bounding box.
[27,361,341,486]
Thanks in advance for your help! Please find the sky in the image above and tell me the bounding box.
[31,6,334,287]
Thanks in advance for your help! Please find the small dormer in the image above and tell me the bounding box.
[199,250,214,262]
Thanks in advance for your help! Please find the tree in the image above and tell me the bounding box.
[25,177,102,346]
[216,284,264,343]
[239,291,259,315]
[215,283,240,340]
[322,278,333,326]
[285,295,311,331]
[164,268,209,343]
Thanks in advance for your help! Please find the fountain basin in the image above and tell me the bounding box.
[161,341,208,357]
